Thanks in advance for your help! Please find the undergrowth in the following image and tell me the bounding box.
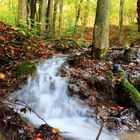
[13,60,37,78]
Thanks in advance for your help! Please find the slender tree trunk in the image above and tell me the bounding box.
[80,0,90,39]
[18,0,27,26]
[30,0,37,28]
[8,0,11,10]
[91,0,110,60]
[52,0,59,35]
[74,0,83,34]
[39,0,47,35]
[118,0,125,46]
[137,0,140,34]
[58,0,63,37]
[46,0,54,34]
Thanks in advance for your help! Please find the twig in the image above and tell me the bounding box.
[96,121,104,140]
[2,96,48,125]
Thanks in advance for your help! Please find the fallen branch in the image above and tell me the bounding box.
[2,96,48,125]
[96,121,104,140]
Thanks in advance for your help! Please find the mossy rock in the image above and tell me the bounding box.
[123,48,132,64]
[123,81,140,105]
[13,60,37,78]
[133,78,140,93]
[115,79,140,117]
[67,54,83,67]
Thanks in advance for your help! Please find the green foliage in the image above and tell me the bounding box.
[77,38,90,47]
[105,71,113,80]
[13,60,37,78]
[18,25,40,39]
[0,0,138,45]
[0,0,18,26]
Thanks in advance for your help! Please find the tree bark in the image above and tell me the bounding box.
[52,0,59,35]
[91,0,110,60]
[74,0,83,34]
[29,0,37,28]
[18,0,27,26]
[46,0,54,34]
[39,0,47,35]
[81,0,90,39]
[58,0,63,37]
[118,0,125,46]
[137,0,140,34]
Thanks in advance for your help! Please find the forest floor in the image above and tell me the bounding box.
[0,21,140,140]
[74,24,140,47]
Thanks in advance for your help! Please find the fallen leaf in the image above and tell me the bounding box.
[11,78,17,82]
[52,128,59,134]
[58,137,64,140]
[0,73,5,79]
[36,133,41,138]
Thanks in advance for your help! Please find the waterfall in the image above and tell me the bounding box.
[14,56,119,140]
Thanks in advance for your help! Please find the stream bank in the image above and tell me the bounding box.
[0,21,140,139]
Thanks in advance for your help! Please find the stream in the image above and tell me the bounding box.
[13,56,120,140]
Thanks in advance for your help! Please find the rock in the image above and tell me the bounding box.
[68,84,80,94]
[67,54,83,67]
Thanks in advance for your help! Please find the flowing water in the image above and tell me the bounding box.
[13,56,119,140]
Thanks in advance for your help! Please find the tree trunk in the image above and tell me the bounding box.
[18,0,27,26]
[46,0,54,34]
[80,0,90,39]
[74,0,83,34]
[137,0,140,33]
[52,0,59,35]
[39,0,47,35]
[91,0,110,60]
[118,0,125,46]
[30,0,37,28]
[58,0,63,37]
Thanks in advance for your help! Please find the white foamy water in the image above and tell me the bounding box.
[14,56,119,140]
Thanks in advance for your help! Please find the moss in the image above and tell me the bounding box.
[115,79,140,108]
[133,78,140,92]
[105,71,113,80]
[92,47,108,60]
[13,60,36,78]
[123,81,140,104]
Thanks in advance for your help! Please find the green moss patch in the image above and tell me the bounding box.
[13,60,37,78]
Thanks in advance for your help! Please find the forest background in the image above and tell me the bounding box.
[0,0,138,47]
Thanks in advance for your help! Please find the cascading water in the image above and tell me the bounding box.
[14,56,119,140]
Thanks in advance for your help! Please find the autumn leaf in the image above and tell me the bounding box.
[11,78,17,82]
[35,133,41,138]
[52,128,60,134]
[0,73,5,79]
[32,138,42,140]
[58,137,64,140]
